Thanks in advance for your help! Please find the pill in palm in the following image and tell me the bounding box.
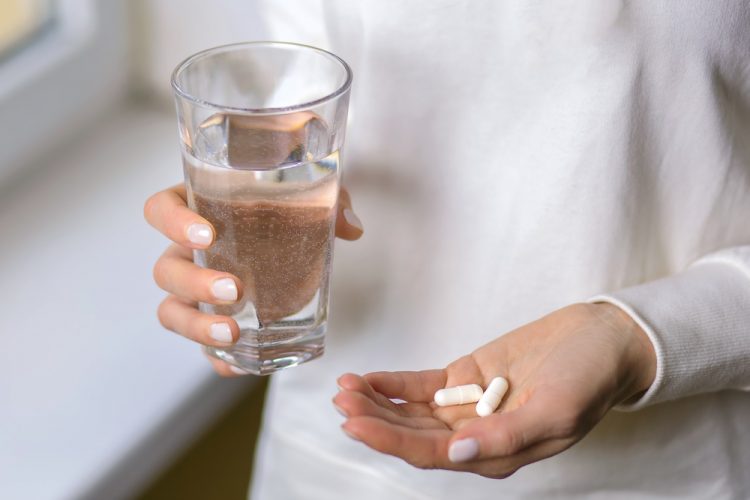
[434,384,484,406]
[476,377,509,417]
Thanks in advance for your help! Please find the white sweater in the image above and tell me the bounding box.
[248,1,750,498]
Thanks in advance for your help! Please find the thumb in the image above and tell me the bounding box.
[447,394,556,463]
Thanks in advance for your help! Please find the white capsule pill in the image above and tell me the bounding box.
[476,377,509,417]
[434,384,484,407]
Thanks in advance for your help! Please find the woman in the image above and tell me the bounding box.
[145,1,750,498]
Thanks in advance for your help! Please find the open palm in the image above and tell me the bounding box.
[333,303,655,478]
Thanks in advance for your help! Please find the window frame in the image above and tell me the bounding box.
[0,0,129,186]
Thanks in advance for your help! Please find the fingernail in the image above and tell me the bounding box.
[342,208,363,232]
[229,365,250,375]
[187,223,212,246]
[333,403,348,417]
[212,278,238,302]
[449,438,479,463]
[341,425,360,441]
[209,322,233,344]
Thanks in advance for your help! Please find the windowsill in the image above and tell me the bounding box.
[0,100,258,500]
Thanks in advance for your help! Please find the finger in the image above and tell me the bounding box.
[144,184,215,249]
[338,373,436,418]
[337,373,404,412]
[448,393,556,462]
[334,390,445,430]
[153,244,243,304]
[157,295,240,347]
[432,403,482,428]
[364,369,447,403]
[342,416,455,470]
[343,416,574,477]
[202,348,253,377]
[335,188,363,241]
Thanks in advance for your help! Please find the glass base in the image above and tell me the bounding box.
[206,324,325,375]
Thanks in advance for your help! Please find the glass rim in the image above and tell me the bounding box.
[170,41,353,115]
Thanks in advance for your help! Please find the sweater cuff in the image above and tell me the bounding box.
[589,260,750,411]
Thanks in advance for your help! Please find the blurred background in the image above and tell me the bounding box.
[0,1,334,498]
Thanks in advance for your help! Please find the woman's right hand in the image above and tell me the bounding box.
[143,184,364,376]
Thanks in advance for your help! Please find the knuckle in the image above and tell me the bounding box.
[496,428,522,455]
[156,298,172,329]
[166,203,185,228]
[152,258,169,289]
[143,194,158,222]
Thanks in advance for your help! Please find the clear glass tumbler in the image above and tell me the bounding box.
[171,42,352,375]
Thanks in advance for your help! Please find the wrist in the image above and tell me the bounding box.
[589,302,657,404]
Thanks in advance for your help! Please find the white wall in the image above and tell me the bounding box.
[130,0,335,103]
[131,0,268,102]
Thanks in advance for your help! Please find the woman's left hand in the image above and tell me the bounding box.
[334,303,656,478]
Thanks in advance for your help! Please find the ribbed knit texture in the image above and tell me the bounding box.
[592,248,750,410]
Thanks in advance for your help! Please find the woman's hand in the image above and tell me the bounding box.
[334,303,656,478]
[144,184,363,375]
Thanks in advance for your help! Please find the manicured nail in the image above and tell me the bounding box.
[211,278,238,302]
[448,438,479,463]
[342,208,363,232]
[187,223,212,246]
[341,425,360,441]
[209,322,233,344]
[229,365,250,375]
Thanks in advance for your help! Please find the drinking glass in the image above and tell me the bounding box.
[171,42,352,374]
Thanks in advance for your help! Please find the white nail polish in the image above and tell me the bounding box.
[448,438,479,463]
[342,208,363,231]
[211,278,238,302]
[187,223,212,246]
[209,322,233,344]
[229,365,249,375]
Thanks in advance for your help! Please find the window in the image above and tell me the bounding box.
[0,0,128,186]
[0,0,53,58]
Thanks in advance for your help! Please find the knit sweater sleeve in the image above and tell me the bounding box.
[589,246,750,411]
